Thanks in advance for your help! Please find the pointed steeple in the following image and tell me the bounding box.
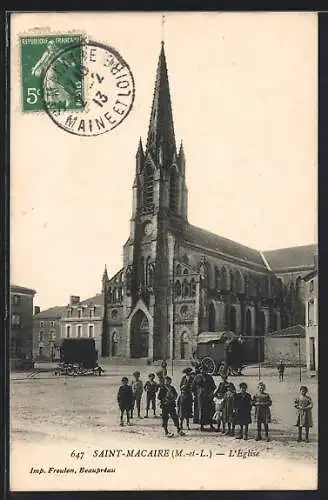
[136,137,144,158]
[146,42,177,165]
[102,265,108,287]
[179,140,185,161]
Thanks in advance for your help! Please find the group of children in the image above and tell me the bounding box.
[117,369,314,442]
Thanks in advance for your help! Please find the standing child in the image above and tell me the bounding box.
[117,377,134,426]
[252,381,272,442]
[294,386,313,442]
[278,360,285,382]
[178,367,194,431]
[213,389,224,433]
[144,373,158,418]
[160,376,185,437]
[161,359,168,377]
[131,371,143,419]
[221,383,236,436]
[234,382,252,440]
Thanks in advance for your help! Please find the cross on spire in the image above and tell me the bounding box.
[161,14,166,44]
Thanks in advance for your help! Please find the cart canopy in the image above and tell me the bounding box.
[197,331,239,344]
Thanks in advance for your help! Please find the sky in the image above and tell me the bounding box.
[10,12,318,310]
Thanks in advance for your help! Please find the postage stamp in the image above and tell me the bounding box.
[20,33,85,112]
[42,40,135,136]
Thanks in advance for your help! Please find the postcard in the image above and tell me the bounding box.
[9,11,318,491]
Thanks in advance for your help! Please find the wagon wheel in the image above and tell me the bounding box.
[201,357,216,375]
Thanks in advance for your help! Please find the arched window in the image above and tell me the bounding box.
[111,331,119,357]
[147,263,155,289]
[183,268,189,275]
[272,312,279,332]
[208,303,216,332]
[221,266,229,291]
[182,279,190,297]
[125,267,132,295]
[176,264,182,276]
[244,275,248,296]
[215,266,221,291]
[296,276,303,300]
[143,165,154,212]
[180,331,189,359]
[230,270,235,293]
[174,280,182,297]
[230,307,237,332]
[140,257,145,288]
[245,309,252,335]
[235,270,245,294]
[191,279,196,297]
[169,167,179,213]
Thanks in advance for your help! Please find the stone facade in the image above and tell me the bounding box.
[61,294,104,357]
[10,284,36,368]
[33,307,65,361]
[101,43,317,362]
[304,269,318,371]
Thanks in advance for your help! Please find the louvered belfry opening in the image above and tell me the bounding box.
[143,165,154,213]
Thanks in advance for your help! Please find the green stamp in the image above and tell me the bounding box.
[20,34,85,112]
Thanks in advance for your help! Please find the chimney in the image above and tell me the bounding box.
[34,306,40,315]
[70,295,80,306]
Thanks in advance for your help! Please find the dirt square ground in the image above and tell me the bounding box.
[9,363,318,491]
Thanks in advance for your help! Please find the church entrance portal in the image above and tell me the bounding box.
[130,310,149,358]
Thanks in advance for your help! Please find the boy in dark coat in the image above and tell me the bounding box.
[234,382,252,440]
[117,377,134,426]
[144,373,158,418]
[159,376,185,437]
[278,360,285,382]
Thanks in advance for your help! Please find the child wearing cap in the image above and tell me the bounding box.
[160,376,185,437]
[252,381,272,441]
[178,367,194,431]
[294,386,313,442]
[234,382,252,440]
[144,373,158,418]
[117,377,134,426]
[131,371,143,419]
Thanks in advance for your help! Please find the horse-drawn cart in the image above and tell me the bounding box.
[196,331,247,376]
[53,338,104,376]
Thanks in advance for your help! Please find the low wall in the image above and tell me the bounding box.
[264,337,306,366]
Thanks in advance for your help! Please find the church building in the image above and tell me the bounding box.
[101,42,317,361]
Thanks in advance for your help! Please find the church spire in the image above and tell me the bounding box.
[102,265,108,286]
[146,42,177,165]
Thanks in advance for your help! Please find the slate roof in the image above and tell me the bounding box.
[263,244,317,271]
[181,224,265,266]
[11,284,36,295]
[268,324,306,338]
[80,294,104,306]
[34,306,67,319]
[34,294,103,318]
